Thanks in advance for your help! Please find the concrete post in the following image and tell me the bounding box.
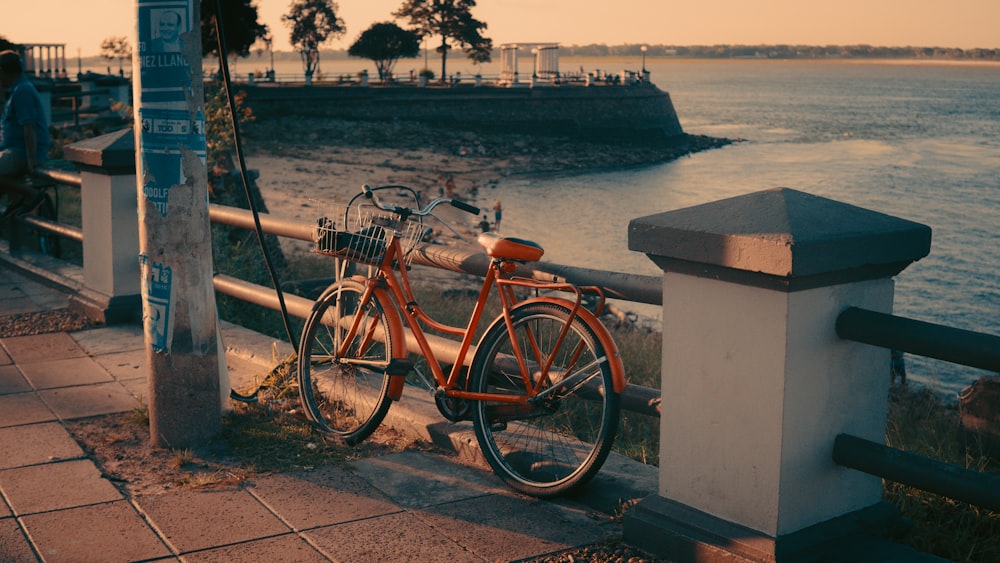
[133,0,223,448]
[63,128,141,324]
[625,188,932,561]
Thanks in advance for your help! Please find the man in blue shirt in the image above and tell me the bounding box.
[0,50,50,220]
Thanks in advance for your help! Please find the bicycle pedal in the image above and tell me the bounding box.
[385,359,412,376]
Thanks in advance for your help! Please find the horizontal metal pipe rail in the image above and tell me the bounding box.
[212,272,661,418]
[833,434,1000,511]
[208,204,663,306]
[836,306,1000,372]
[17,215,82,243]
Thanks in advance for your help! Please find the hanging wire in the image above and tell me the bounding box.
[211,1,298,401]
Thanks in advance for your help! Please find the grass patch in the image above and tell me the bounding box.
[885,386,1000,562]
[221,359,421,474]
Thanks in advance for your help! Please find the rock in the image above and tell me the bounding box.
[959,375,1000,455]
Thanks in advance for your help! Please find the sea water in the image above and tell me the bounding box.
[488,59,1000,397]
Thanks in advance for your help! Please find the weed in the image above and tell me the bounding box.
[171,448,196,468]
[125,397,150,426]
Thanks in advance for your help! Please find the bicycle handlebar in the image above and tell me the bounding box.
[449,199,480,215]
[361,184,480,218]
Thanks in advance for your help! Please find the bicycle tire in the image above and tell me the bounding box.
[297,278,393,444]
[470,301,620,497]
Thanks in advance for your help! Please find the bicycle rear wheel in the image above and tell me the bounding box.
[470,302,620,497]
[297,279,393,444]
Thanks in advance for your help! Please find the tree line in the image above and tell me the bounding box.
[84,0,491,82]
[560,43,1000,61]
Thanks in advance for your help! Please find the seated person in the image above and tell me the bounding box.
[0,50,50,220]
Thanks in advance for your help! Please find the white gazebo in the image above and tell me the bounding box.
[499,43,560,86]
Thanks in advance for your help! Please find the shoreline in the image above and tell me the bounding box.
[240,115,732,228]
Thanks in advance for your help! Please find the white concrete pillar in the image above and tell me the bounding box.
[625,188,933,561]
[63,128,141,323]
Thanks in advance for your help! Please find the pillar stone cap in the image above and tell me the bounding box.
[64,126,135,172]
[628,188,932,291]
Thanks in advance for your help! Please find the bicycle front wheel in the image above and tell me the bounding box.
[470,302,620,497]
[297,279,393,444]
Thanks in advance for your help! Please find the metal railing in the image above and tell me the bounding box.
[2,177,663,418]
[835,306,1000,511]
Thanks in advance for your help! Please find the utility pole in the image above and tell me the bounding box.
[133,0,226,448]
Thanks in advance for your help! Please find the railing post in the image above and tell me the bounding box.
[63,127,141,323]
[624,188,933,561]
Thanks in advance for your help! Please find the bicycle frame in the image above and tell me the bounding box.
[331,221,626,405]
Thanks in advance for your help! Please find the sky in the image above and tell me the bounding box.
[5,0,999,58]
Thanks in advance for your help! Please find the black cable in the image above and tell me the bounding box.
[212,2,297,401]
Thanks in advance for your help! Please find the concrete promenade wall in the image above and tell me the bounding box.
[240,82,684,140]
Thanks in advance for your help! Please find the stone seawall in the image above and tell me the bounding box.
[240,83,684,140]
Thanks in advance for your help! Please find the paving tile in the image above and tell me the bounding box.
[305,511,478,563]
[0,346,10,366]
[0,495,10,518]
[0,393,56,428]
[181,533,329,563]
[134,488,290,554]
[17,356,113,390]
[0,516,36,562]
[0,298,37,316]
[0,279,27,301]
[0,365,32,395]
[37,381,138,420]
[120,377,149,403]
[0,421,84,469]
[414,493,619,562]
[71,325,144,356]
[93,349,146,382]
[17,281,68,311]
[248,465,401,532]
[0,459,122,515]
[349,450,505,508]
[20,500,172,561]
[1,333,86,363]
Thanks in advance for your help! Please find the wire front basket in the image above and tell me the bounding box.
[313,201,425,267]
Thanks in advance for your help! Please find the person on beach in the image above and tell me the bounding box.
[478,214,491,233]
[0,50,49,220]
[492,199,502,232]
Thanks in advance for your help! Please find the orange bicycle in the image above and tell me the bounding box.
[297,185,625,497]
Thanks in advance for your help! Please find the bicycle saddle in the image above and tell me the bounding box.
[477,232,544,262]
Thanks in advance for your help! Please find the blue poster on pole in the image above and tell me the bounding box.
[136,0,206,217]
[139,106,206,216]
[141,256,173,352]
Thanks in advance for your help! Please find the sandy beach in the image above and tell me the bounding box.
[237,115,730,232]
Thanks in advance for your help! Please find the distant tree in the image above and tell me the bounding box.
[348,22,421,81]
[201,0,269,65]
[100,36,132,76]
[393,0,492,80]
[284,0,346,81]
[0,35,19,53]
